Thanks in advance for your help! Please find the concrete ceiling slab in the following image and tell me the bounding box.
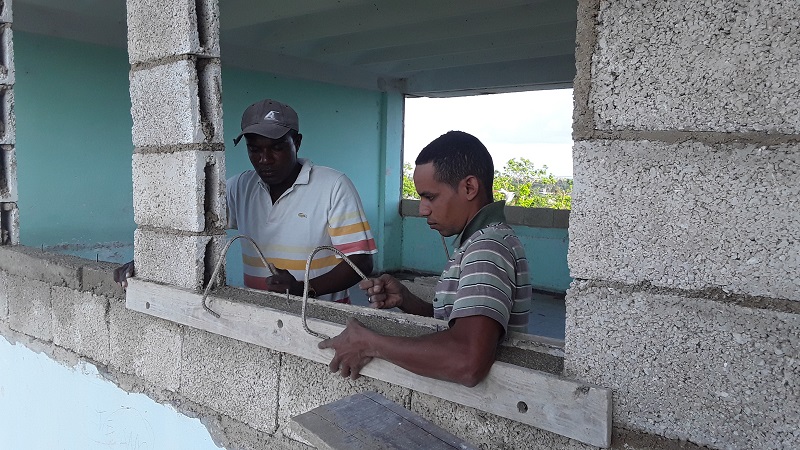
[12,0,576,96]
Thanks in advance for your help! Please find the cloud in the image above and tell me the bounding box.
[404,89,574,176]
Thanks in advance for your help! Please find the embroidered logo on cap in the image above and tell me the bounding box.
[264,111,280,121]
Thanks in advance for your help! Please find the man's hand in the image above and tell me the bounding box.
[317,317,374,380]
[358,274,406,309]
[264,263,302,295]
[113,261,135,288]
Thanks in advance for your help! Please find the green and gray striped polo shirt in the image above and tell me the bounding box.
[434,201,532,335]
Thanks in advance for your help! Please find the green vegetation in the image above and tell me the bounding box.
[401,158,572,210]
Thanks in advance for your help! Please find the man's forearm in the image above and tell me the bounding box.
[397,291,434,317]
[364,316,501,387]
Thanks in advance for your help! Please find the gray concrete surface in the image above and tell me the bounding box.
[133,228,225,290]
[133,151,226,232]
[570,139,800,301]
[591,0,800,133]
[108,297,183,390]
[565,280,799,449]
[0,87,14,145]
[0,25,15,86]
[129,59,206,147]
[180,326,282,433]
[7,273,53,341]
[0,146,17,203]
[51,286,110,365]
[126,0,219,64]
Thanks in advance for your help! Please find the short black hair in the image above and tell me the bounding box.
[415,131,494,203]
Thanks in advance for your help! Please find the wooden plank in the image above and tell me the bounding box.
[289,392,477,450]
[126,279,611,447]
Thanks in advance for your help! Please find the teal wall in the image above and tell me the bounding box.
[12,32,569,292]
[402,217,572,293]
[15,32,135,251]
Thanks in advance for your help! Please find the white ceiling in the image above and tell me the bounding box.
[12,0,577,96]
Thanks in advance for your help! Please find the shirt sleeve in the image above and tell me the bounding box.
[326,174,377,256]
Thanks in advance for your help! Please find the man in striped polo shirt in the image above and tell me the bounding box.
[319,131,531,386]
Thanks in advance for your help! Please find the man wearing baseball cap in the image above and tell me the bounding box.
[116,99,376,303]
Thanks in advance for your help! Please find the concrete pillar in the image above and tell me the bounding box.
[126,0,225,290]
[566,1,800,448]
[0,1,17,246]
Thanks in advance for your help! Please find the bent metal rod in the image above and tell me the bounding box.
[201,235,368,340]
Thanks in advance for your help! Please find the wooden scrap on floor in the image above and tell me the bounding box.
[288,392,477,450]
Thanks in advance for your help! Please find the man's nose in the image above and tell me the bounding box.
[418,202,431,216]
[257,151,272,164]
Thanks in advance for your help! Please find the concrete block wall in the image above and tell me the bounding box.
[0,246,585,450]
[127,0,225,290]
[568,1,800,448]
[0,3,16,245]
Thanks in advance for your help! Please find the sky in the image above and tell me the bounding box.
[403,88,575,178]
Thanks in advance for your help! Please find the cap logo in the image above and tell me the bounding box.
[264,110,280,121]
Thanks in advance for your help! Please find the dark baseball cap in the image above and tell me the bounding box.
[233,99,299,145]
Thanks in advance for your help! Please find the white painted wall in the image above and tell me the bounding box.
[0,338,221,450]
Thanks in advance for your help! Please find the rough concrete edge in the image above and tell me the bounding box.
[569,278,800,315]
[0,245,125,298]
[133,142,226,154]
[572,0,600,141]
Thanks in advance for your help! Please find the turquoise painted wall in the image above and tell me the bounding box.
[14,32,136,252]
[401,217,572,293]
[12,32,569,293]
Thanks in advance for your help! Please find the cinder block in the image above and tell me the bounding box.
[108,297,181,390]
[7,273,52,341]
[126,0,219,63]
[0,87,14,145]
[569,140,800,300]
[197,58,224,143]
[410,392,583,450]
[0,145,17,202]
[179,327,280,432]
[0,270,9,322]
[0,1,11,24]
[564,281,800,449]
[0,244,81,288]
[277,354,410,437]
[79,260,127,299]
[133,150,225,232]
[133,228,225,290]
[0,25,15,85]
[51,286,110,365]
[1,201,17,245]
[130,59,221,147]
[591,1,800,133]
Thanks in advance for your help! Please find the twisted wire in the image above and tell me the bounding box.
[202,237,368,341]
[202,235,276,318]
[301,245,369,339]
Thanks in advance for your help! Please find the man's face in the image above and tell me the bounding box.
[413,162,470,237]
[245,133,299,185]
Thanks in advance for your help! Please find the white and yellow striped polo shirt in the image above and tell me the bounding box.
[226,159,376,303]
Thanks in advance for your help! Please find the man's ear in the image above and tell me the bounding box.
[462,175,480,201]
[293,133,303,151]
